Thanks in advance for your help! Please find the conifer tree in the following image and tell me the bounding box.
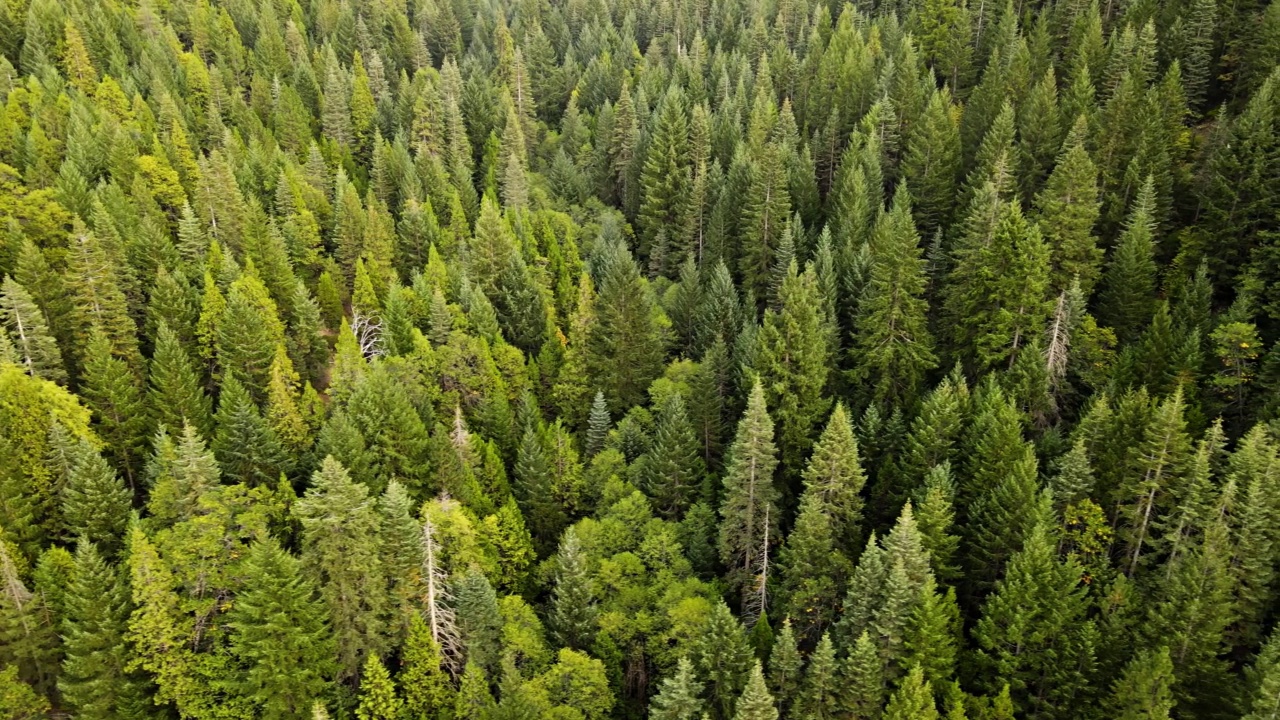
[550,526,597,650]
[1034,116,1103,294]
[795,633,841,720]
[973,497,1093,716]
[58,539,145,717]
[903,87,962,234]
[146,422,221,528]
[643,392,705,518]
[294,456,388,680]
[801,402,866,553]
[213,375,291,487]
[1099,176,1159,343]
[588,239,668,409]
[454,662,495,719]
[227,539,336,719]
[945,183,1053,372]
[400,614,456,720]
[778,491,848,639]
[767,618,803,713]
[651,656,704,720]
[639,86,691,265]
[1107,647,1175,720]
[741,144,793,303]
[60,440,131,554]
[842,630,884,719]
[148,321,213,439]
[80,329,147,483]
[734,661,778,720]
[757,260,830,473]
[0,276,64,383]
[693,600,753,720]
[851,186,936,408]
[356,653,402,720]
[585,391,610,457]
[719,381,779,599]
[883,665,939,720]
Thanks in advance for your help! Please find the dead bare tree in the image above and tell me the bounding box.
[421,502,463,676]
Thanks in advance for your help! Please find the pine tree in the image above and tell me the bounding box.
[294,456,388,680]
[1107,647,1175,720]
[58,539,144,717]
[550,526,597,650]
[353,654,401,720]
[883,665,939,720]
[639,86,691,266]
[719,381,780,600]
[0,276,65,383]
[758,261,831,475]
[60,439,131,554]
[693,600,753,720]
[734,661,778,720]
[972,497,1092,716]
[903,87,962,234]
[767,618,802,713]
[227,538,337,719]
[1034,116,1103,294]
[651,656,704,720]
[400,614,456,720]
[1099,176,1159,343]
[795,633,841,720]
[643,392,705,518]
[740,144,793,303]
[214,375,292,487]
[80,329,147,484]
[148,321,213,439]
[851,186,936,408]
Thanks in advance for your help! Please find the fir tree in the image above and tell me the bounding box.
[795,633,841,720]
[757,261,831,475]
[851,186,936,408]
[227,538,337,719]
[734,661,778,720]
[355,654,402,720]
[550,526,597,650]
[60,440,131,554]
[693,600,753,720]
[400,614,456,720]
[58,539,145,717]
[767,618,803,713]
[1099,176,1159,343]
[213,375,292,487]
[719,381,780,601]
[883,665,939,720]
[642,392,705,518]
[148,321,213,439]
[80,329,147,484]
[651,656,704,720]
[0,276,65,383]
[294,456,388,680]
[1107,647,1175,720]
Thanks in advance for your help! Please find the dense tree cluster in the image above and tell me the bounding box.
[1,0,1280,717]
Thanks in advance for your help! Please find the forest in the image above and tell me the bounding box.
[1,0,1280,716]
